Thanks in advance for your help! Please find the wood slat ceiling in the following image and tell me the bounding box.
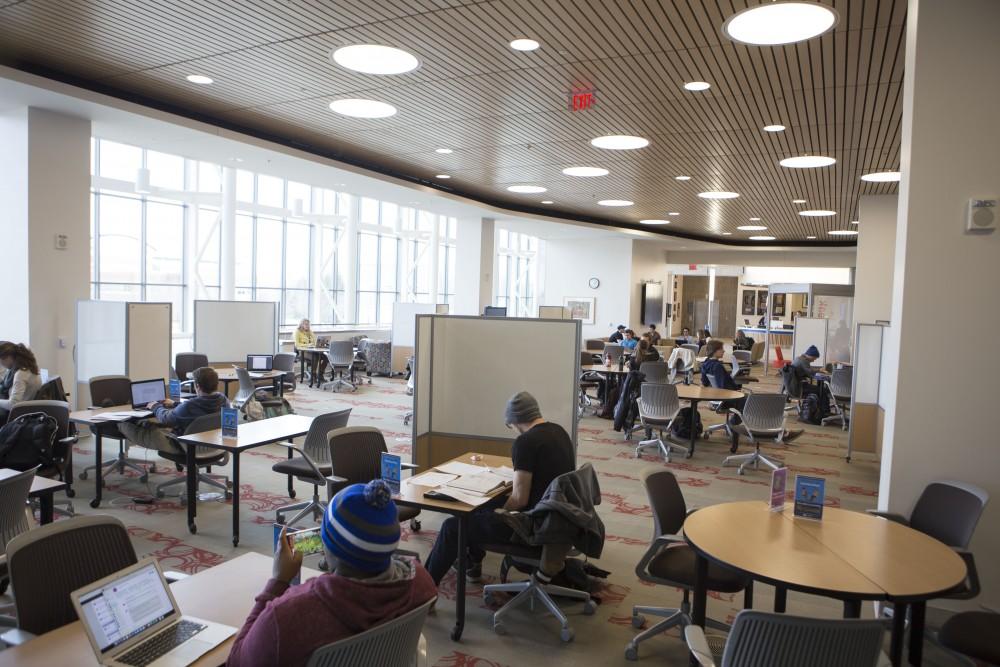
[0,0,905,244]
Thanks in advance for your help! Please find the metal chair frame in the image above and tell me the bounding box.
[722,394,787,475]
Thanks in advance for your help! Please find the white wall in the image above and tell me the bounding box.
[453,216,485,316]
[666,250,856,267]
[879,0,1000,610]
[541,237,631,340]
[853,195,897,325]
[0,108,31,344]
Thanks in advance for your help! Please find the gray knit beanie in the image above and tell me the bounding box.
[505,391,542,426]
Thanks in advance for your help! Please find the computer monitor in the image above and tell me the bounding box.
[483,306,507,317]
[246,354,273,371]
[130,379,166,409]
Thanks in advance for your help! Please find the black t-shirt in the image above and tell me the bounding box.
[511,421,576,508]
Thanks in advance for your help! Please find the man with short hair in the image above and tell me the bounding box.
[676,327,695,345]
[227,480,437,666]
[647,324,661,346]
[609,324,626,343]
[423,391,576,585]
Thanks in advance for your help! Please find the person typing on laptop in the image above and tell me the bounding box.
[226,479,436,667]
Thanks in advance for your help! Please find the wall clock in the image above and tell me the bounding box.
[588,277,600,289]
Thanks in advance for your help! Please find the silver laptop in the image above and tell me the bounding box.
[71,558,235,667]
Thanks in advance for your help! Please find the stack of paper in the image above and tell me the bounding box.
[407,471,459,488]
[90,410,152,422]
[444,470,512,497]
[435,460,485,476]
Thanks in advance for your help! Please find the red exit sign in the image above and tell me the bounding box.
[569,89,596,111]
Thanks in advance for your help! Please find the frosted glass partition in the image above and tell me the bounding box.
[194,300,277,363]
[814,295,854,363]
[76,300,127,383]
[793,317,828,367]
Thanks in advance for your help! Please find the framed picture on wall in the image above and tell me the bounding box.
[741,291,756,315]
[773,293,786,316]
[563,297,596,324]
[756,290,768,315]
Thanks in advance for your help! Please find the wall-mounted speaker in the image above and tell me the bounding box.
[966,199,997,233]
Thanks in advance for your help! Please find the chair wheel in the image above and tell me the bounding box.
[89,498,100,509]
[493,621,507,636]
[148,464,157,473]
[484,593,495,606]
[156,490,165,498]
[0,578,9,595]
[288,489,296,499]
[410,519,421,531]
[79,471,88,480]
[583,600,596,615]
[66,488,76,498]
[560,627,574,643]
[225,491,232,500]
[625,646,639,661]
[188,523,197,534]
[631,614,645,629]
[702,433,710,440]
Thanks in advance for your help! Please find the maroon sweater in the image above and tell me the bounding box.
[226,559,436,667]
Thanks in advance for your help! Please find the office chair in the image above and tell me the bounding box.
[625,469,751,661]
[403,357,415,426]
[685,610,889,667]
[0,467,37,598]
[272,409,352,528]
[701,372,739,440]
[175,352,208,391]
[80,375,151,483]
[322,341,357,392]
[749,341,766,365]
[155,413,231,504]
[7,400,77,517]
[722,394,788,474]
[633,383,688,462]
[579,350,602,416]
[638,361,670,384]
[305,598,433,667]
[681,343,700,357]
[667,347,695,384]
[233,367,275,412]
[938,609,1000,666]
[821,367,853,430]
[273,352,298,393]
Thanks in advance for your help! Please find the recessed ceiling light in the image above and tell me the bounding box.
[799,209,837,216]
[435,174,450,179]
[721,232,733,236]
[675,175,692,181]
[829,230,859,236]
[780,155,836,168]
[792,199,807,204]
[435,148,453,154]
[850,220,859,225]
[723,2,839,46]
[639,219,671,225]
[328,98,397,118]
[598,199,633,207]
[763,124,786,132]
[507,185,547,193]
[806,235,817,239]
[684,81,711,91]
[749,236,777,241]
[591,135,649,150]
[331,44,419,75]
[749,217,761,221]
[698,191,740,199]
[509,38,540,51]
[737,225,768,231]
[861,171,901,182]
[668,212,680,216]
[562,166,609,177]
[541,200,553,204]
[186,74,213,84]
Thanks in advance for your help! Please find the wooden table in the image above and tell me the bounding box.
[684,501,968,666]
[176,414,314,546]
[0,468,69,525]
[0,553,320,667]
[675,384,744,456]
[393,451,513,641]
[69,404,144,508]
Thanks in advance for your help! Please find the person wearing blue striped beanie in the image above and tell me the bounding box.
[321,479,401,574]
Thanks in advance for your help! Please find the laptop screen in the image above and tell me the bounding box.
[78,562,176,654]
[131,379,166,407]
[246,354,273,371]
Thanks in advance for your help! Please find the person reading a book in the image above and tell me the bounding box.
[423,391,576,585]
[118,366,230,454]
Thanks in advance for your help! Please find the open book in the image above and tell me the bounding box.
[444,470,513,497]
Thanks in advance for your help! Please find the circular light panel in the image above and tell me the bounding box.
[749,236,777,241]
[723,2,839,46]
[668,212,680,216]
[509,39,540,51]
[780,155,836,168]
[698,191,740,199]
[541,200,553,204]
[806,235,817,239]
[763,124,786,132]
[507,185,547,193]
[861,171,901,182]
[186,74,213,84]
[328,98,397,118]
[598,199,633,207]
[737,225,768,231]
[799,209,837,217]
[591,135,649,150]
[639,219,671,225]
[562,166,609,177]
[332,44,419,75]
[684,81,711,91]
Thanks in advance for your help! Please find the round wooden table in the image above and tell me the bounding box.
[684,501,968,666]
[674,384,744,456]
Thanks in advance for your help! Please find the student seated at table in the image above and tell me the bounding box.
[294,318,327,379]
[0,342,42,422]
[621,329,639,351]
[227,480,437,667]
[785,345,822,398]
[675,327,695,346]
[646,324,661,346]
[629,339,659,370]
[118,367,229,452]
[423,392,575,586]
[733,330,755,351]
[608,324,626,343]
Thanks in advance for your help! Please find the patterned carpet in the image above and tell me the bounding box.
[7,366,964,666]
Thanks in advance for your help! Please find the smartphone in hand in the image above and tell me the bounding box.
[287,526,324,557]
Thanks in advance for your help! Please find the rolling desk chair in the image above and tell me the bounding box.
[638,361,670,384]
[305,598,433,667]
[234,367,275,412]
[722,394,787,475]
[633,383,687,462]
[155,413,231,504]
[323,341,357,393]
[0,467,37,599]
[579,351,602,415]
[6,400,77,517]
[175,352,208,392]
[81,375,151,483]
[273,352,298,393]
[821,367,853,430]
[701,372,743,441]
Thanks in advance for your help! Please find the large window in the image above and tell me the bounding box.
[495,229,540,317]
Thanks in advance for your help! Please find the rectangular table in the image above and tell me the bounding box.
[176,414,314,546]
[393,451,512,641]
[0,553,320,667]
[205,368,286,397]
[0,468,69,525]
[68,404,143,508]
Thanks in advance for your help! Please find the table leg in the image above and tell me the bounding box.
[774,586,787,613]
[451,514,467,641]
[692,553,708,628]
[843,599,861,618]
[889,601,908,667]
[186,442,197,533]
[299,353,306,383]
[39,493,54,525]
[90,430,103,509]
[274,376,282,397]
[231,451,241,547]
[688,399,698,457]
[908,601,925,666]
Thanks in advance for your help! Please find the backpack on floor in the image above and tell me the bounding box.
[0,412,58,470]
[797,391,828,425]
[243,396,295,421]
[670,407,703,440]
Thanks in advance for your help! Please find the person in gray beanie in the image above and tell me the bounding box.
[423,391,575,585]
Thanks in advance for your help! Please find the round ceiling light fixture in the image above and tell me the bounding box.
[435,148,453,154]
[507,185,547,193]
[723,2,839,46]
[331,44,420,75]
[799,209,836,216]
[737,225,768,231]
[675,175,692,181]
[721,232,733,236]
[509,38,540,51]
[668,212,680,216]
[639,219,671,225]
[598,199,634,207]
[792,199,807,204]
[829,230,859,236]
[861,170,901,182]
[763,124,786,132]
[591,135,649,150]
[435,174,451,179]
[698,191,740,199]
[684,81,711,91]
[186,74,213,84]
[780,155,836,168]
[749,235,777,241]
[328,98,397,118]
[562,166,609,177]
[806,235,817,239]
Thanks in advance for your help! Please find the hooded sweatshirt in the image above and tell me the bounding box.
[154,392,229,434]
[700,357,740,391]
[226,556,436,667]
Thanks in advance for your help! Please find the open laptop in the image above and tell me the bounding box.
[71,558,235,667]
[245,354,273,378]
[130,379,166,410]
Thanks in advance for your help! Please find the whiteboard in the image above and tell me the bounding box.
[538,305,569,319]
[76,300,126,382]
[854,324,884,404]
[424,316,580,441]
[127,302,172,381]
[793,317,828,367]
[194,300,277,363]
[391,302,437,347]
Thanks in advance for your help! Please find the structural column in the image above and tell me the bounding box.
[219,166,237,300]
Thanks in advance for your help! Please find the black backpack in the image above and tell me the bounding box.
[797,386,832,425]
[0,412,58,470]
[671,407,703,440]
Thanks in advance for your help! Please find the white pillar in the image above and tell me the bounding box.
[309,222,324,322]
[0,107,90,390]
[879,0,1000,610]
[852,195,898,326]
[479,217,495,314]
[220,167,236,300]
[429,215,441,303]
[343,198,359,323]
